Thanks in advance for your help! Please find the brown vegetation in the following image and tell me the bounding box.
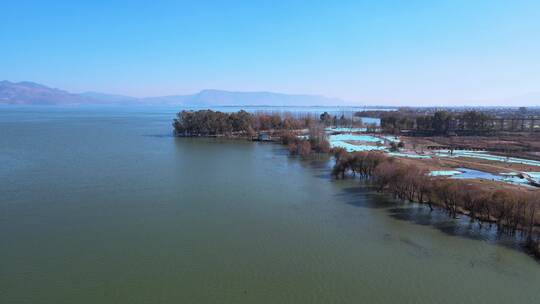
[287,125,330,157]
[404,134,540,156]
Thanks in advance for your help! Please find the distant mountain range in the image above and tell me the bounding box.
[0,81,92,105]
[0,81,347,106]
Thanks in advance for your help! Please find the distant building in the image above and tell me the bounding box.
[258,133,271,141]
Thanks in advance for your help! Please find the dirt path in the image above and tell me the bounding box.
[439,157,524,174]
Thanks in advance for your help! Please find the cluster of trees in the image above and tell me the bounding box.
[332,151,540,255]
[331,150,386,179]
[319,111,357,127]
[285,125,330,157]
[173,110,313,137]
[378,110,495,135]
[173,110,253,136]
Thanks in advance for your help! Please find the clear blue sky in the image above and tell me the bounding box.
[1,0,539,105]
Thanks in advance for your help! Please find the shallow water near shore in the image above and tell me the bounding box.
[1,106,539,303]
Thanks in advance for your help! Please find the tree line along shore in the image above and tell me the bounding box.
[173,109,540,259]
[332,150,539,258]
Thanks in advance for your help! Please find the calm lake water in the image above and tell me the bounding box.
[1,106,539,303]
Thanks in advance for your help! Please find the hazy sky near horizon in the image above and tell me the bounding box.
[1,0,539,106]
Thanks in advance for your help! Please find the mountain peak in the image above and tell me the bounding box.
[18,81,48,88]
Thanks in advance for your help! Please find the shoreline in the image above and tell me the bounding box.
[172,109,540,260]
[330,150,540,260]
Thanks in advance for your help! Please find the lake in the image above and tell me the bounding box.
[1,106,539,303]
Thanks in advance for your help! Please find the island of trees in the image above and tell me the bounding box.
[173,109,337,156]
